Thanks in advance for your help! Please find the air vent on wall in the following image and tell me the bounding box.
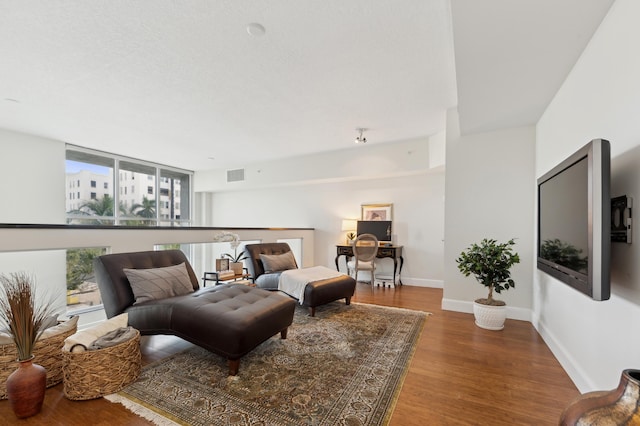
[227,168,245,182]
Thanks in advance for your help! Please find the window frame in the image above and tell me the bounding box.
[65,145,193,227]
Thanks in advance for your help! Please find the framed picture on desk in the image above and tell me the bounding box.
[361,203,393,221]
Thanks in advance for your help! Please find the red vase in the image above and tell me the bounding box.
[560,369,640,425]
[6,356,46,419]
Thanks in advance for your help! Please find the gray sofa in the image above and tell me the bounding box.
[245,242,357,316]
[94,249,296,375]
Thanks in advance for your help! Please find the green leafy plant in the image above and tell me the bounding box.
[66,248,107,291]
[0,273,59,361]
[456,238,520,306]
[223,240,248,263]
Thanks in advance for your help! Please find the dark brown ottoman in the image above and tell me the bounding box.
[170,284,296,375]
[303,275,357,317]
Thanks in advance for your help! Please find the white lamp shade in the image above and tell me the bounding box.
[341,219,357,231]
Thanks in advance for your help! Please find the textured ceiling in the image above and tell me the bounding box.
[0,1,613,171]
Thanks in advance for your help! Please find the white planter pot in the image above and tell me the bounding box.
[473,301,507,330]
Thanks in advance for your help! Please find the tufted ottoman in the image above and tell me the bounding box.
[170,284,296,375]
[302,275,357,317]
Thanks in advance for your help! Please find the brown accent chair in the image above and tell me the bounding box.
[245,243,357,316]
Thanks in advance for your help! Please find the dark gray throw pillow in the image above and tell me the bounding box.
[124,262,194,304]
[259,251,297,273]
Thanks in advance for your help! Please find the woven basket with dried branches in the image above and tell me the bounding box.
[0,272,60,361]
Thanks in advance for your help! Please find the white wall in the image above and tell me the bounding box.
[195,137,446,287]
[443,119,536,320]
[0,129,66,224]
[0,130,68,315]
[536,0,640,392]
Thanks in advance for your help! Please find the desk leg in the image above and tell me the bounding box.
[392,258,398,286]
[335,254,341,271]
[397,256,404,285]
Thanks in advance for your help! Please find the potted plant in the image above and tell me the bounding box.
[456,238,520,330]
[212,231,248,275]
[0,272,58,418]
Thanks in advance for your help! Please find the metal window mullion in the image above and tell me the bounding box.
[155,167,161,225]
[114,158,121,225]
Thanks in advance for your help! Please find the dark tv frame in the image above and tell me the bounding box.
[537,138,611,301]
[356,220,392,243]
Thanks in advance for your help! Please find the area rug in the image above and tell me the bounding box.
[105,302,429,426]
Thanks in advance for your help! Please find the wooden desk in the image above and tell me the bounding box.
[335,245,404,285]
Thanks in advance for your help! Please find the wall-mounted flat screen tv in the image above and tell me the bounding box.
[537,138,610,301]
[357,220,392,243]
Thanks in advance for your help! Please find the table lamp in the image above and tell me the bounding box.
[341,219,357,244]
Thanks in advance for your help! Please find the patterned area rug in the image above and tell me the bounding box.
[106,302,429,426]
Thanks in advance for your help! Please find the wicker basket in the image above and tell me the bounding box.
[0,320,78,399]
[62,328,141,400]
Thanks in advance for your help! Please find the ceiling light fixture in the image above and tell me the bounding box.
[355,128,367,144]
[246,23,266,37]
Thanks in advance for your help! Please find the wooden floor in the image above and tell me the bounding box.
[0,284,580,425]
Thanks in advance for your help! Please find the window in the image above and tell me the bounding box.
[66,247,107,314]
[66,145,192,226]
[120,160,156,226]
[159,168,191,226]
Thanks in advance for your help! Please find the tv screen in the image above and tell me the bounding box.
[357,220,392,243]
[537,138,610,301]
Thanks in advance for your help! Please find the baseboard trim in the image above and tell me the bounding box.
[441,298,532,322]
[400,278,443,288]
[532,314,594,393]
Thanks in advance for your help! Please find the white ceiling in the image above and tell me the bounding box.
[0,1,614,171]
[452,0,615,135]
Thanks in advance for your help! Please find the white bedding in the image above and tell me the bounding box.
[278,266,346,304]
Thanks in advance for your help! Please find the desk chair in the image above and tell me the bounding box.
[347,233,379,288]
